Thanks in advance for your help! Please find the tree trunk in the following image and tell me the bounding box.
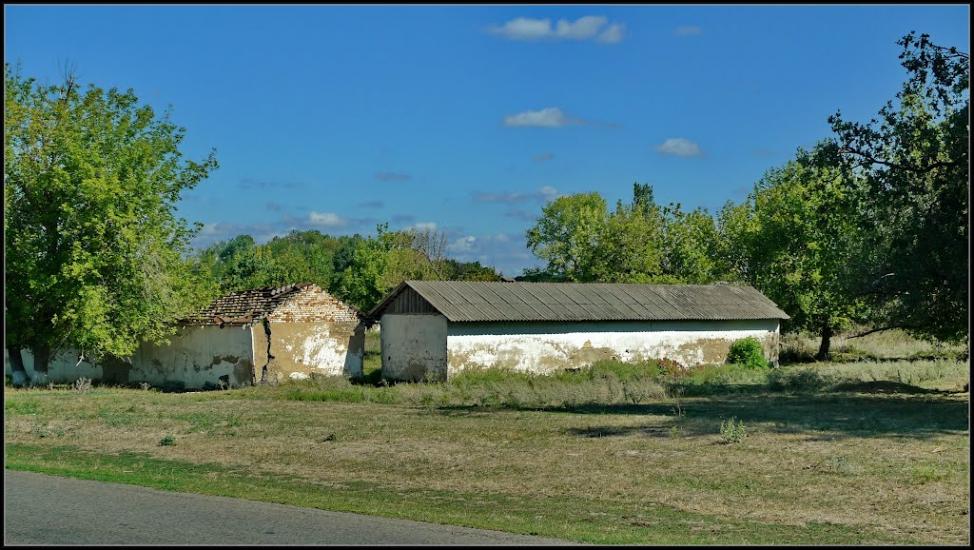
[816,325,833,361]
[6,346,30,387]
[32,345,51,384]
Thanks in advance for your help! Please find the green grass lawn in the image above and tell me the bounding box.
[4,357,969,544]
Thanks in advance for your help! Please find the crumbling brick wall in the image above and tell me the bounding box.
[255,286,364,381]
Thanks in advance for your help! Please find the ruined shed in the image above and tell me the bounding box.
[168,283,365,386]
[367,281,790,382]
[4,283,365,388]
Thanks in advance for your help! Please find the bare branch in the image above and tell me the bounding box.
[847,325,913,339]
[837,147,961,174]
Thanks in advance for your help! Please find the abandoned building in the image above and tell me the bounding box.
[367,280,790,382]
[4,283,365,388]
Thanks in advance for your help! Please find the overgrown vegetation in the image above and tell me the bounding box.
[726,337,770,370]
[235,357,968,411]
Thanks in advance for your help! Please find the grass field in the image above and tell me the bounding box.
[4,337,970,544]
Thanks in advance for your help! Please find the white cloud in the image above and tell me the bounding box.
[555,15,607,39]
[656,138,702,157]
[490,15,624,43]
[308,211,346,227]
[539,185,559,202]
[504,107,579,128]
[490,17,553,40]
[443,232,540,277]
[407,221,438,232]
[674,25,702,36]
[598,24,625,44]
[447,235,477,254]
[474,186,560,204]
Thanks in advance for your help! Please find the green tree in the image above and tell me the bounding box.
[263,230,340,288]
[660,204,727,284]
[439,259,503,281]
[526,192,608,282]
[722,146,872,359]
[828,32,968,342]
[592,191,667,283]
[333,224,441,311]
[527,182,736,285]
[4,66,217,385]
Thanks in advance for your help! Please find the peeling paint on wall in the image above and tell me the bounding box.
[445,320,780,375]
[378,316,780,382]
[256,321,364,382]
[4,325,256,389]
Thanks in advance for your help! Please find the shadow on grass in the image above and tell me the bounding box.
[567,425,675,438]
[441,391,969,440]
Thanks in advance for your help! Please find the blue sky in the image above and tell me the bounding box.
[5,5,969,276]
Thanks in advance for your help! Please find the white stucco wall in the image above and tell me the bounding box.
[4,325,257,389]
[4,348,103,386]
[446,319,781,375]
[133,325,256,388]
[380,314,447,382]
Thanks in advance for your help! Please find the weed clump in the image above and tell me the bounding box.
[74,377,93,393]
[159,434,176,446]
[727,337,771,369]
[719,417,747,444]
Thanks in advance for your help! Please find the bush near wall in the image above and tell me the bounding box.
[727,337,771,369]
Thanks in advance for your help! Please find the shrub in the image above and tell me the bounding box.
[73,377,93,393]
[159,434,176,446]
[719,417,747,443]
[727,337,770,369]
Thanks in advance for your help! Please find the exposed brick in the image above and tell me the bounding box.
[183,283,361,326]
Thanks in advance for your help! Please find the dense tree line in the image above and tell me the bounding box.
[193,224,502,313]
[524,33,968,357]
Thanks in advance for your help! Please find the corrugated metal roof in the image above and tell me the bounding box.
[369,281,790,322]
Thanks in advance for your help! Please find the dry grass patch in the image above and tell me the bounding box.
[5,363,969,544]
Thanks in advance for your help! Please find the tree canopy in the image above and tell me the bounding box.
[196,225,502,313]
[718,145,873,358]
[4,65,217,384]
[526,183,735,285]
[828,32,969,342]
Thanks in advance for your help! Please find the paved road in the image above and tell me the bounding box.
[4,470,570,545]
